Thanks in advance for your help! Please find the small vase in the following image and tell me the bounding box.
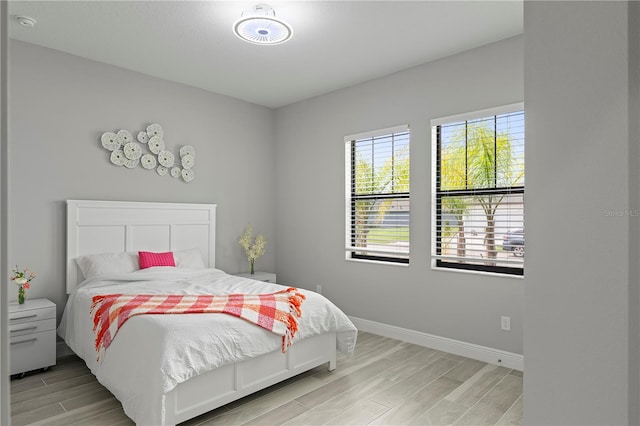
[250,259,255,275]
[18,285,25,304]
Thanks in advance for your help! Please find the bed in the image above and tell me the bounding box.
[57,200,357,425]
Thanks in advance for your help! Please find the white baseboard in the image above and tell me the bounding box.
[349,316,524,371]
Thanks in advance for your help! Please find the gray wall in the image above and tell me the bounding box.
[8,40,277,320]
[1,2,9,424]
[524,2,639,424]
[274,36,525,355]
[630,2,640,421]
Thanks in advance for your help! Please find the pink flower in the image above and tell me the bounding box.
[10,265,36,287]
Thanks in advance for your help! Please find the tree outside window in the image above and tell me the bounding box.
[435,109,524,275]
[346,127,410,263]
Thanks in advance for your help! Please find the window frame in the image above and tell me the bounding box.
[431,103,524,276]
[345,124,410,265]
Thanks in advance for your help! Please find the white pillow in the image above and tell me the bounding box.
[75,252,139,280]
[174,248,206,269]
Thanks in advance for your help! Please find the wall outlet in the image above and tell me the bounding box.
[501,316,511,331]
[315,285,322,294]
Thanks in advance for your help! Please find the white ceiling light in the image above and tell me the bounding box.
[233,4,292,46]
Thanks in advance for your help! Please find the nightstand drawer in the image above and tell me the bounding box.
[9,318,56,337]
[10,330,56,375]
[9,305,56,325]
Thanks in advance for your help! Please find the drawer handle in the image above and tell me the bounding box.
[10,326,37,334]
[11,338,37,345]
[10,314,38,321]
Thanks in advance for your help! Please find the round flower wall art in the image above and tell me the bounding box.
[100,123,196,183]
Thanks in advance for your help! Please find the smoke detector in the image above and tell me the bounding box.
[16,16,36,28]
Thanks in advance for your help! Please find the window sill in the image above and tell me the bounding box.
[431,264,524,279]
[346,258,409,267]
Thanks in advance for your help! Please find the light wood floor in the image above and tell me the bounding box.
[11,332,523,425]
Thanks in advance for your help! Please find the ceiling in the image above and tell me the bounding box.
[7,1,523,109]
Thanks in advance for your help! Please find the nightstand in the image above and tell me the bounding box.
[9,298,56,376]
[234,271,277,283]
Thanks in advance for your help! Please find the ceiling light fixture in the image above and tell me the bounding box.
[233,4,292,46]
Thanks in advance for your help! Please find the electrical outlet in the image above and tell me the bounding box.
[315,285,322,294]
[501,316,511,331]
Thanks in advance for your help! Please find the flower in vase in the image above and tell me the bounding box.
[239,225,266,274]
[10,265,35,304]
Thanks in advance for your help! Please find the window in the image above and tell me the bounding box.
[432,104,524,275]
[345,125,410,263]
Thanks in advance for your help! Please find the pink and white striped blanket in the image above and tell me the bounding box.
[91,287,306,360]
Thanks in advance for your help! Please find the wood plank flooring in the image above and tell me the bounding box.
[11,332,523,425]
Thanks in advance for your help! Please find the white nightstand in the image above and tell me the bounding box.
[234,271,277,283]
[9,298,57,377]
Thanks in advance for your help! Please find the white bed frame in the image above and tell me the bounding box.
[66,200,336,425]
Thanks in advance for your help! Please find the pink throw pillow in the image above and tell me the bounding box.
[138,251,176,269]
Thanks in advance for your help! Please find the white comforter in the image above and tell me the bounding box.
[57,268,357,425]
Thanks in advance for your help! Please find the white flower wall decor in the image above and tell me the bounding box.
[100,123,196,183]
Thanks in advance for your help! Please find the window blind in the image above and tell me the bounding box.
[346,126,410,263]
[433,109,524,275]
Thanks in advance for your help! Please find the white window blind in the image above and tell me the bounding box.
[432,107,524,275]
[345,125,410,263]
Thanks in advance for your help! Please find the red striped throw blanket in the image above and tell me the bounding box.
[91,287,306,360]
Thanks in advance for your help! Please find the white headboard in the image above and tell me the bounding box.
[66,200,216,293]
